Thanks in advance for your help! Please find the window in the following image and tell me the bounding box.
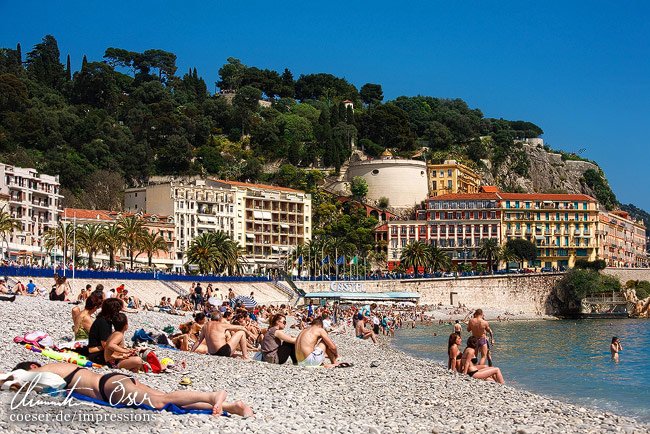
[431,171,437,177]
[432,181,437,190]
[439,170,444,177]
[447,169,452,177]
[447,180,452,188]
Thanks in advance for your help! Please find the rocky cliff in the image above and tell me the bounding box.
[478,144,604,197]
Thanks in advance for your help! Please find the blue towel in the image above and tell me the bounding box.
[70,392,229,416]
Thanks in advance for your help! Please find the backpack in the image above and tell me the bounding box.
[138,349,163,373]
[14,331,56,349]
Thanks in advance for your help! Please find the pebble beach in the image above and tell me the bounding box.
[0,296,647,433]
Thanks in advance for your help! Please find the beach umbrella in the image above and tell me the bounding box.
[208,297,221,306]
[231,295,258,308]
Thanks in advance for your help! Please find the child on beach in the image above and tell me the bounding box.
[104,313,144,372]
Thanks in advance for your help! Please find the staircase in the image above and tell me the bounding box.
[159,280,187,297]
[271,280,296,301]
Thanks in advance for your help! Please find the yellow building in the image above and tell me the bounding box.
[500,193,600,268]
[427,160,481,197]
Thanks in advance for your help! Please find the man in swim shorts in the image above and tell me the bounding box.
[191,312,254,360]
[467,309,494,366]
[355,316,378,343]
[295,316,339,367]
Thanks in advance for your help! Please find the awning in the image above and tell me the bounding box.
[535,235,545,240]
[253,211,263,219]
[280,224,290,229]
[304,291,421,301]
[272,246,279,251]
[263,211,272,220]
[245,233,255,239]
[197,216,216,223]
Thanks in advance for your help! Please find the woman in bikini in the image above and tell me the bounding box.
[447,333,462,372]
[461,336,505,383]
[72,294,102,340]
[7,361,253,417]
[50,274,71,301]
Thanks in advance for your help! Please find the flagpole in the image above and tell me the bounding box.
[335,248,338,281]
[72,212,76,293]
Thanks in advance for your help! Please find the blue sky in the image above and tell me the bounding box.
[2,1,649,211]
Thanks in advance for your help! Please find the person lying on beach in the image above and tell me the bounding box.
[6,361,253,417]
[447,333,462,372]
[295,316,339,367]
[72,294,102,340]
[461,336,505,383]
[261,313,297,364]
[173,313,209,353]
[104,313,144,372]
[355,315,378,344]
[467,309,493,366]
[190,312,254,359]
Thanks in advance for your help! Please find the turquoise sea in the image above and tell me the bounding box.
[393,319,650,422]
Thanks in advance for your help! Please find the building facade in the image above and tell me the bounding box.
[427,160,481,197]
[125,178,312,272]
[499,193,600,268]
[386,191,600,270]
[598,210,647,268]
[0,164,63,263]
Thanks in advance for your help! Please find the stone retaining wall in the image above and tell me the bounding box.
[296,273,565,314]
[601,268,650,283]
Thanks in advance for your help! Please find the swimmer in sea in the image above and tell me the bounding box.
[610,336,622,361]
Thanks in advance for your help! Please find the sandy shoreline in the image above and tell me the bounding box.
[0,297,646,433]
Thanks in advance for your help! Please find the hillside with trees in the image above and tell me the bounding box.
[0,35,645,226]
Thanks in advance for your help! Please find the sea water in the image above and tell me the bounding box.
[393,318,650,422]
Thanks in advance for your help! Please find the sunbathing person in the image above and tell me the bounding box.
[104,313,144,372]
[295,316,339,367]
[261,313,297,364]
[190,312,254,359]
[7,361,252,417]
[73,294,102,340]
[447,333,462,372]
[461,336,505,383]
[50,274,71,301]
[355,316,378,343]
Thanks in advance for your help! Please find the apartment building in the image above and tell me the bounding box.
[209,179,312,273]
[61,209,176,268]
[0,164,63,262]
[386,190,600,270]
[125,178,312,272]
[427,160,481,197]
[598,210,647,268]
[500,193,599,268]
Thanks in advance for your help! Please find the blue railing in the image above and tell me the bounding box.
[0,266,273,282]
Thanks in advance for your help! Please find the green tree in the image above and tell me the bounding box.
[478,239,501,271]
[77,224,104,268]
[101,223,123,268]
[138,230,169,267]
[43,222,74,264]
[500,245,518,270]
[350,176,368,198]
[117,215,146,269]
[504,238,537,268]
[428,245,452,272]
[0,206,21,260]
[400,241,430,273]
[359,83,383,105]
[25,35,65,89]
[233,85,262,137]
[217,57,246,90]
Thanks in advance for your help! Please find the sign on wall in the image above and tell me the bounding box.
[329,282,366,293]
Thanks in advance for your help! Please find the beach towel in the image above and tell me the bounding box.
[69,392,229,416]
[131,329,155,343]
[14,331,56,349]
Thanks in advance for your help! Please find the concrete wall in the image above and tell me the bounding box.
[297,273,565,314]
[601,268,650,283]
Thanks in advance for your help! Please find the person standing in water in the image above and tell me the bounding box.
[610,336,622,361]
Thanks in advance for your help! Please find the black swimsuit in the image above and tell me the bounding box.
[62,367,85,387]
[98,372,136,403]
[211,344,231,357]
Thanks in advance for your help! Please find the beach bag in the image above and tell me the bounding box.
[131,329,155,344]
[14,331,56,349]
[138,349,163,373]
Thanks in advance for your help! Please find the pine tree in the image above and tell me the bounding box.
[66,54,71,81]
[330,103,339,127]
[82,54,87,67]
[16,43,21,65]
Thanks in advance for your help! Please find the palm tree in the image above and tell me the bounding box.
[186,233,219,274]
[400,241,430,274]
[138,230,169,268]
[78,224,104,268]
[101,223,123,269]
[428,245,452,272]
[209,231,240,274]
[0,206,21,261]
[117,215,146,269]
[500,246,517,271]
[43,222,74,265]
[478,239,500,272]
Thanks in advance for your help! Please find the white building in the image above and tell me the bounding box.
[125,178,312,273]
[0,164,63,263]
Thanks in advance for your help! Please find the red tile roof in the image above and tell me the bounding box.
[429,193,501,201]
[63,209,113,220]
[210,179,303,193]
[480,186,500,193]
